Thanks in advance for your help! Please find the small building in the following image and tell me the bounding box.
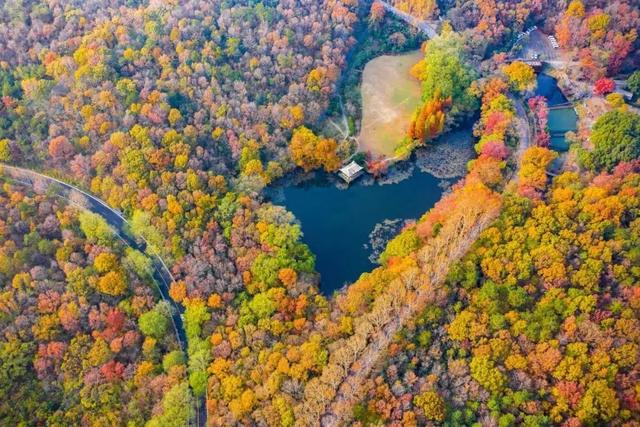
[338,161,364,183]
[523,59,543,70]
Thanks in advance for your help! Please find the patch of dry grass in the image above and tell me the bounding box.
[358,50,423,157]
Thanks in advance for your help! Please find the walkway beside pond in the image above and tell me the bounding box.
[534,73,578,152]
[303,188,502,427]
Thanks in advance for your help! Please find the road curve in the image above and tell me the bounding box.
[0,164,207,426]
[378,1,438,38]
[0,164,187,346]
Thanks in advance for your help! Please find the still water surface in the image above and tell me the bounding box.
[275,169,443,293]
[535,73,578,151]
[275,74,577,293]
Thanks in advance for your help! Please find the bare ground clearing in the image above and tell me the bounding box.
[358,49,423,157]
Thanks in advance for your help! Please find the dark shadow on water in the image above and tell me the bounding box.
[534,73,577,152]
[266,126,477,294]
[267,163,445,294]
[535,73,569,106]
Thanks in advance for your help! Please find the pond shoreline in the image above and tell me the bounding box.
[265,127,474,294]
[265,25,478,293]
[266,127,474,194]
[535,72,578,152]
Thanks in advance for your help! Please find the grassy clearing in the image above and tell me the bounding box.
[320,10,425,143]
[358,50,423,157]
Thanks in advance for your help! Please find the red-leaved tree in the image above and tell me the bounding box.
[594,78,615,96]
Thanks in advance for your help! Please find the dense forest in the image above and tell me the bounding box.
[0,0,639,425]
[354,159,640,426]
[0,183,191,425]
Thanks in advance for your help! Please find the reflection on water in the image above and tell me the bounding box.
[273,166,443,294]
[535,73,577,152]
[548,108,578,151]
[536,73,569,106]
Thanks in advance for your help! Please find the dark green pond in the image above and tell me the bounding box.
[549,108,578,151]
[535,73,578,152]
[274,168,444,293]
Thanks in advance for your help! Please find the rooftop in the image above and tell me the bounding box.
[338,161,364,182]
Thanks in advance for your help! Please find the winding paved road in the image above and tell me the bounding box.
[378,1,438,38]
[0,164,187,345]
[0,164,207,426]
[512,96,533,168]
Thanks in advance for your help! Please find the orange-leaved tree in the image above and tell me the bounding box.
[290,126,341,172]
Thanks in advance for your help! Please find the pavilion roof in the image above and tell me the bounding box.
[339,161,363,177]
